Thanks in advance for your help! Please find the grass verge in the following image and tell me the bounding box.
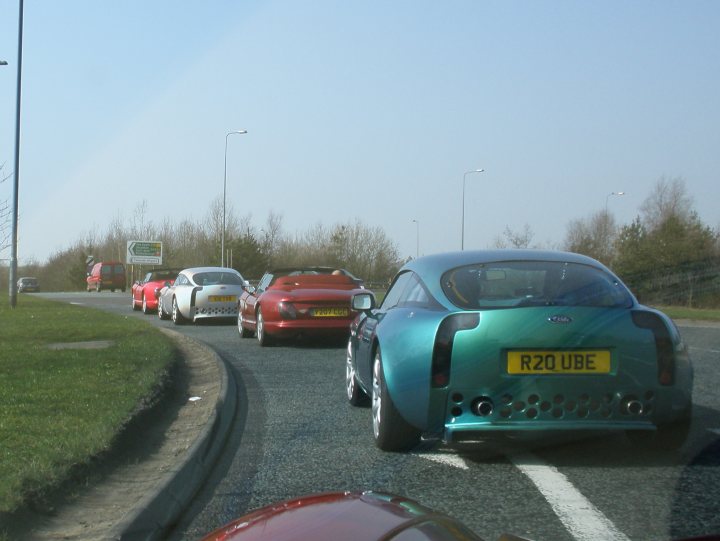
[652,305,720,322]
[0,292,175,514]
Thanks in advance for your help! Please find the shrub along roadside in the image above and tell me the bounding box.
[0,293,175,515]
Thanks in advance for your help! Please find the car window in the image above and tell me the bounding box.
[194,272,244,286]
[396,272,440,310]
[442,261,634,310]
[380,271,413,310]
[257,273,273,293]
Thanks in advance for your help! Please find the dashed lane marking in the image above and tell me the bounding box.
[418,451,631,541]
[509,452,631,541]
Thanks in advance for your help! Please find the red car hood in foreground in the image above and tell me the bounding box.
[199,491,485,541]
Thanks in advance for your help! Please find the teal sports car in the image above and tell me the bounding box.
[346,250,693,452]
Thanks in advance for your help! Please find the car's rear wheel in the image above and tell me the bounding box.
[172,297,186,325]
[346,339,369,406]
[256,307,273,346]
[372,349,420,452]
[132,295,140,311]
[142,295,151,314]
[158,297,169,320]
[238,309,253,338]
[96,283,101,292]
[626,409,692,451]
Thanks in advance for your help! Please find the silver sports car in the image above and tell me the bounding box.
[157,266,248,325]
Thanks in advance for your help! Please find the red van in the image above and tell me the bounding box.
[87,261,127,292]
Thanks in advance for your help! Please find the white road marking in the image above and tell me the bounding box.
[418,452,469,470]
[509,452,631,541]
[688,346,720,354]
[419,449,630,540]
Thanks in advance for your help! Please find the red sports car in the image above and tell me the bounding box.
[131,268,179,314]
[198,491,485,541]
[237,267,367,346]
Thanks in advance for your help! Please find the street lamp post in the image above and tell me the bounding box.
[412,219,419,258]
[605,191,626,213]
[8,0,24,308]
[221,130,247,267]
[461,169,484,250]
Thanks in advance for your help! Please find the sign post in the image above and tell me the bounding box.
[126,241,163,265]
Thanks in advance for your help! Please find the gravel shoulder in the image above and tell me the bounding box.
[1,329,221,541]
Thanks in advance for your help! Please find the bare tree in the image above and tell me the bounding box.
[0,163,11,256]
[494,224,534,249]
[640,176,693,230]
[564,210,617,265]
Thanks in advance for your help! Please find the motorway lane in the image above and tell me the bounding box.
[39,292,720,541]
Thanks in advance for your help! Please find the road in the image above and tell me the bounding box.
[40,292,720,541]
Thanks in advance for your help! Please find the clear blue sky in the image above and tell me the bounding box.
[1,1,719,265]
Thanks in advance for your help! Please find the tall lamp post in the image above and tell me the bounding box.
[221,130,247,267]
[412,219,419,258]
[8,0,24,308]
[461,169,484,250]
[605,191,626,213]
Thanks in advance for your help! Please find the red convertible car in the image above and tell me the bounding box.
[131,268,179,314]
[199,491,485,541]
[237,267,367,346]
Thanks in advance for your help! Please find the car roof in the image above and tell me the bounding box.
[401,249,616,309]
[181,266,243,277]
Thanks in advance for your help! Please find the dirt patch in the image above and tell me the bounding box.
[1,330,220,540]
[46,340,115,350]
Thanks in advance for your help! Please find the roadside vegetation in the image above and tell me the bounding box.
[0,292,175,515]
[1,175,718,307]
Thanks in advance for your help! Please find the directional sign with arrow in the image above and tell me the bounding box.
[126,241,163,265]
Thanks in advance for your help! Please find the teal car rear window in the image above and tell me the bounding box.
[441,261,633,310]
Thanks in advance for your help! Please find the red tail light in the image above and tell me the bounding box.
[278,302,297,319]
[431,313,479,388]
[631,311,675,386]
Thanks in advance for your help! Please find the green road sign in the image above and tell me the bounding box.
[126,241,163,265]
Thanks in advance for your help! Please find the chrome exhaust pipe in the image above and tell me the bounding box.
[623,399,643,415]
[472,397,494,417]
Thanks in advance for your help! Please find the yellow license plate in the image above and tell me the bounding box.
[208,295,236,302]
[312,307,349,317]
[507,350,611,374]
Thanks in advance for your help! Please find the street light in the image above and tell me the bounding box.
[461,169,484,250]
[8,0,24,308]
[605,191,626,213]
[412,219,419,258]
[221,130,248,267]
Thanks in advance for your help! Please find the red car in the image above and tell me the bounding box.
[237,267,367,346]
[131,268,179,314]
[199,491,485,541]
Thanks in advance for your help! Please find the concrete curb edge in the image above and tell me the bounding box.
[109,329,237,541]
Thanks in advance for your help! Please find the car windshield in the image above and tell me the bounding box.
[442,261,634,309]
[193,271,243,286]
[149,271,177,282]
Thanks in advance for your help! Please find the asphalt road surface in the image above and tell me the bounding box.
[39,292,720,541]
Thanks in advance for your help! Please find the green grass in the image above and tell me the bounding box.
[652,305,720,322]
[0,293,175,514]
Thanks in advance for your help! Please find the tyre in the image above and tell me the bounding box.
[626,410,692,451]
[171,297,186,325]
[238,309,253,338]
[96,282,101,292]
[256,307,273,347]
[346,338,369,406]
[371,349,420,451]
[158,297,169,320]
[142,295,151,314]
[132,295,140,311]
